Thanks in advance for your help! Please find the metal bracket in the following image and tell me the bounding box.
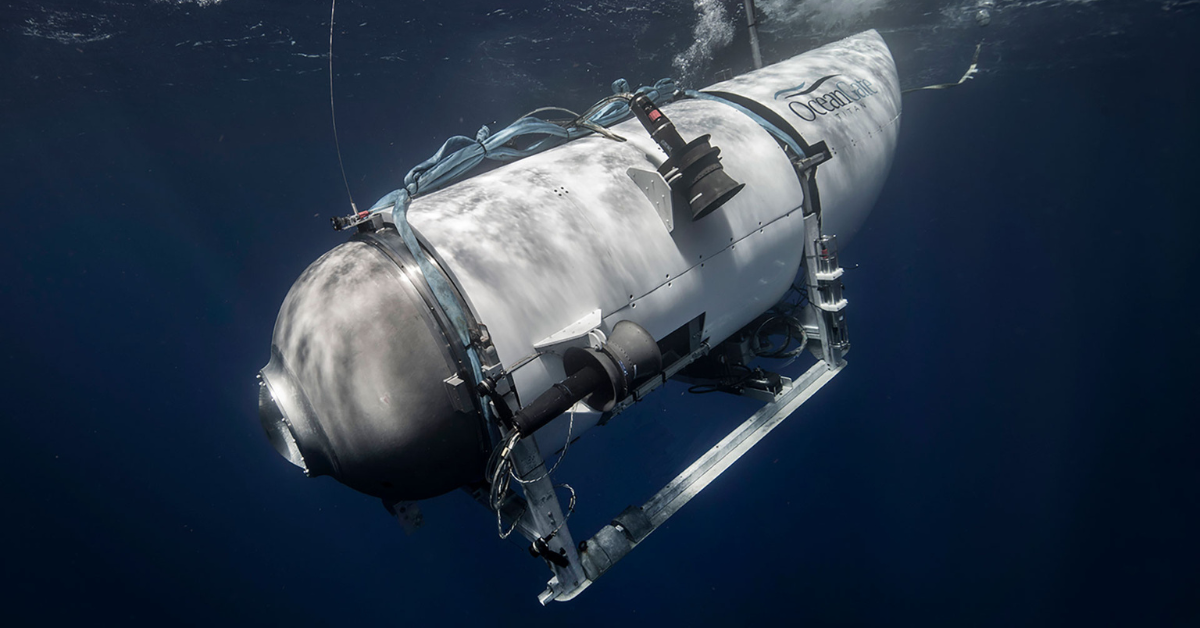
[533,309,605,353]
[803,216,850,364]
[793,149,831,174]
[443,374,474,413]
[384,500,424,535]
[791,141,833,221]
[627,167,675,232]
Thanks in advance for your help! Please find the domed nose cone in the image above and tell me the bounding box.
[259,237,488,501]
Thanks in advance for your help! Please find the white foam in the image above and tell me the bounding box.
[758,0,889,32]
[21,10,116,45]
[156,0,227,6]
[673,0,736,86]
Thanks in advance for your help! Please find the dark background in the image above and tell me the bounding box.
[2,0,1197,625]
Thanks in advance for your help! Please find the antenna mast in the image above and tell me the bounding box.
[744,0,763,69]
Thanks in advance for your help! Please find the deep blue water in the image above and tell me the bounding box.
[2,1,1198,625]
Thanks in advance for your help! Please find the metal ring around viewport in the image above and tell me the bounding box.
[355,227,496,451]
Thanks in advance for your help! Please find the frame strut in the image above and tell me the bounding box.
[644,360,841,528]
[544,358,842,603]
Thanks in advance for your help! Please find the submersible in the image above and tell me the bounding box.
[258,30,900,601]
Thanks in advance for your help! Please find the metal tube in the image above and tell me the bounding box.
[744,0,763,69]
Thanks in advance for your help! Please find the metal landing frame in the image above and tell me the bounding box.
[545,357,844,602]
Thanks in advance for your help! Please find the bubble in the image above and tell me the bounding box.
[672,0,736,87]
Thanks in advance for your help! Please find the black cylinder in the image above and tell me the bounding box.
[512,366,608,436]
[630,94,745,221]
[630,94,686,154]
[666,135,745,221]
[511,320,663,437]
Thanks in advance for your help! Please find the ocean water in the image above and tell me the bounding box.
[2,0,1197,625]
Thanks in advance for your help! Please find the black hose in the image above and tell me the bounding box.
[511,366,608,436]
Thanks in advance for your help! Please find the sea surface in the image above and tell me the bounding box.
[2,0,1197,625]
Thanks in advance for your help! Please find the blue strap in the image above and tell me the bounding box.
[369,189,491,419]
[382,78,680,206]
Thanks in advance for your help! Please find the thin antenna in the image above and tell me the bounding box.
[329,0,358,212]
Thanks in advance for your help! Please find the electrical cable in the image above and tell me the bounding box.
[547,483,576,538]
[687,364,755,395]
[488,405,577,539]
[752,315,808,359]
[510,406,575,486]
